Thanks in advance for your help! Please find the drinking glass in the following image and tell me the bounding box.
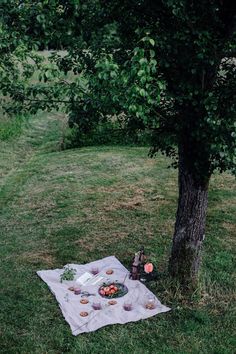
[74,287,81,295]
[91,267,99,275]
[145,294,156,310]
[92,301,102,310]
[123,301,133,311]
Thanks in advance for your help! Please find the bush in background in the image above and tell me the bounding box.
[61,120,151,149]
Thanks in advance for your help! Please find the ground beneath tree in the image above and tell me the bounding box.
[0,112,235,353]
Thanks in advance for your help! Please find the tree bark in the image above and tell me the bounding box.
[169,150,209,287]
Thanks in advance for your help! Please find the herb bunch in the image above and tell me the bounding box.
[60,266,76,283]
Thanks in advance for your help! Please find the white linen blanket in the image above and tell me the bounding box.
[37,256,170,335]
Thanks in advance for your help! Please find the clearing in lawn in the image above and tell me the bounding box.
[0,112,235,353]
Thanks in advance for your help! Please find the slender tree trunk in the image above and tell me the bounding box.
[169,150,210,287]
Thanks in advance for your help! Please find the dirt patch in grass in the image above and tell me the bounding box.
[101,184,170,215]
[75,231,129,254]
[211,174,236,190]
[213,198,236,210]
[29,200,57,213]
[97,186,119,193]
[104,195,144,211]
[222,222,236,233]
[19,251,55,266]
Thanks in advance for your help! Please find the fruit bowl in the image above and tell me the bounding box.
[98,282,128,298]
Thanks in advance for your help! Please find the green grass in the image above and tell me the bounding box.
[0,112,235,354]
[0,114,30,141]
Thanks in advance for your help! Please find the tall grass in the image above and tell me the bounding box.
[0,114,29,141]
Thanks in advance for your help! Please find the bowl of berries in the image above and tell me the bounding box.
[98,282,128,298]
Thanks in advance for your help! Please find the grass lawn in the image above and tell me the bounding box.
[0,112,235,354]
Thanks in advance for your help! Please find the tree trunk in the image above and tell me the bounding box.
[169,151,209,287]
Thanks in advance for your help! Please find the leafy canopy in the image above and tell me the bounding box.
[1,0,236,179]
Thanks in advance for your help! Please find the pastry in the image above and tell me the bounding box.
[80,311,88,317]
[106,269,114,275]
[108,300,117,305]
[145,303,155,310]
[80,298,89,304]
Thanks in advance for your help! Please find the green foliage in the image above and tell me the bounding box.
[0,114,29,141]
[62,121,151,149]
[60,265,76,282]
[1,0,235,181]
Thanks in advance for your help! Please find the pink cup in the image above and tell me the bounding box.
[92,302,102,310]
[74,288,81,295]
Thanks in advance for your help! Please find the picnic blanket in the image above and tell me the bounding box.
[37,256,170,335]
